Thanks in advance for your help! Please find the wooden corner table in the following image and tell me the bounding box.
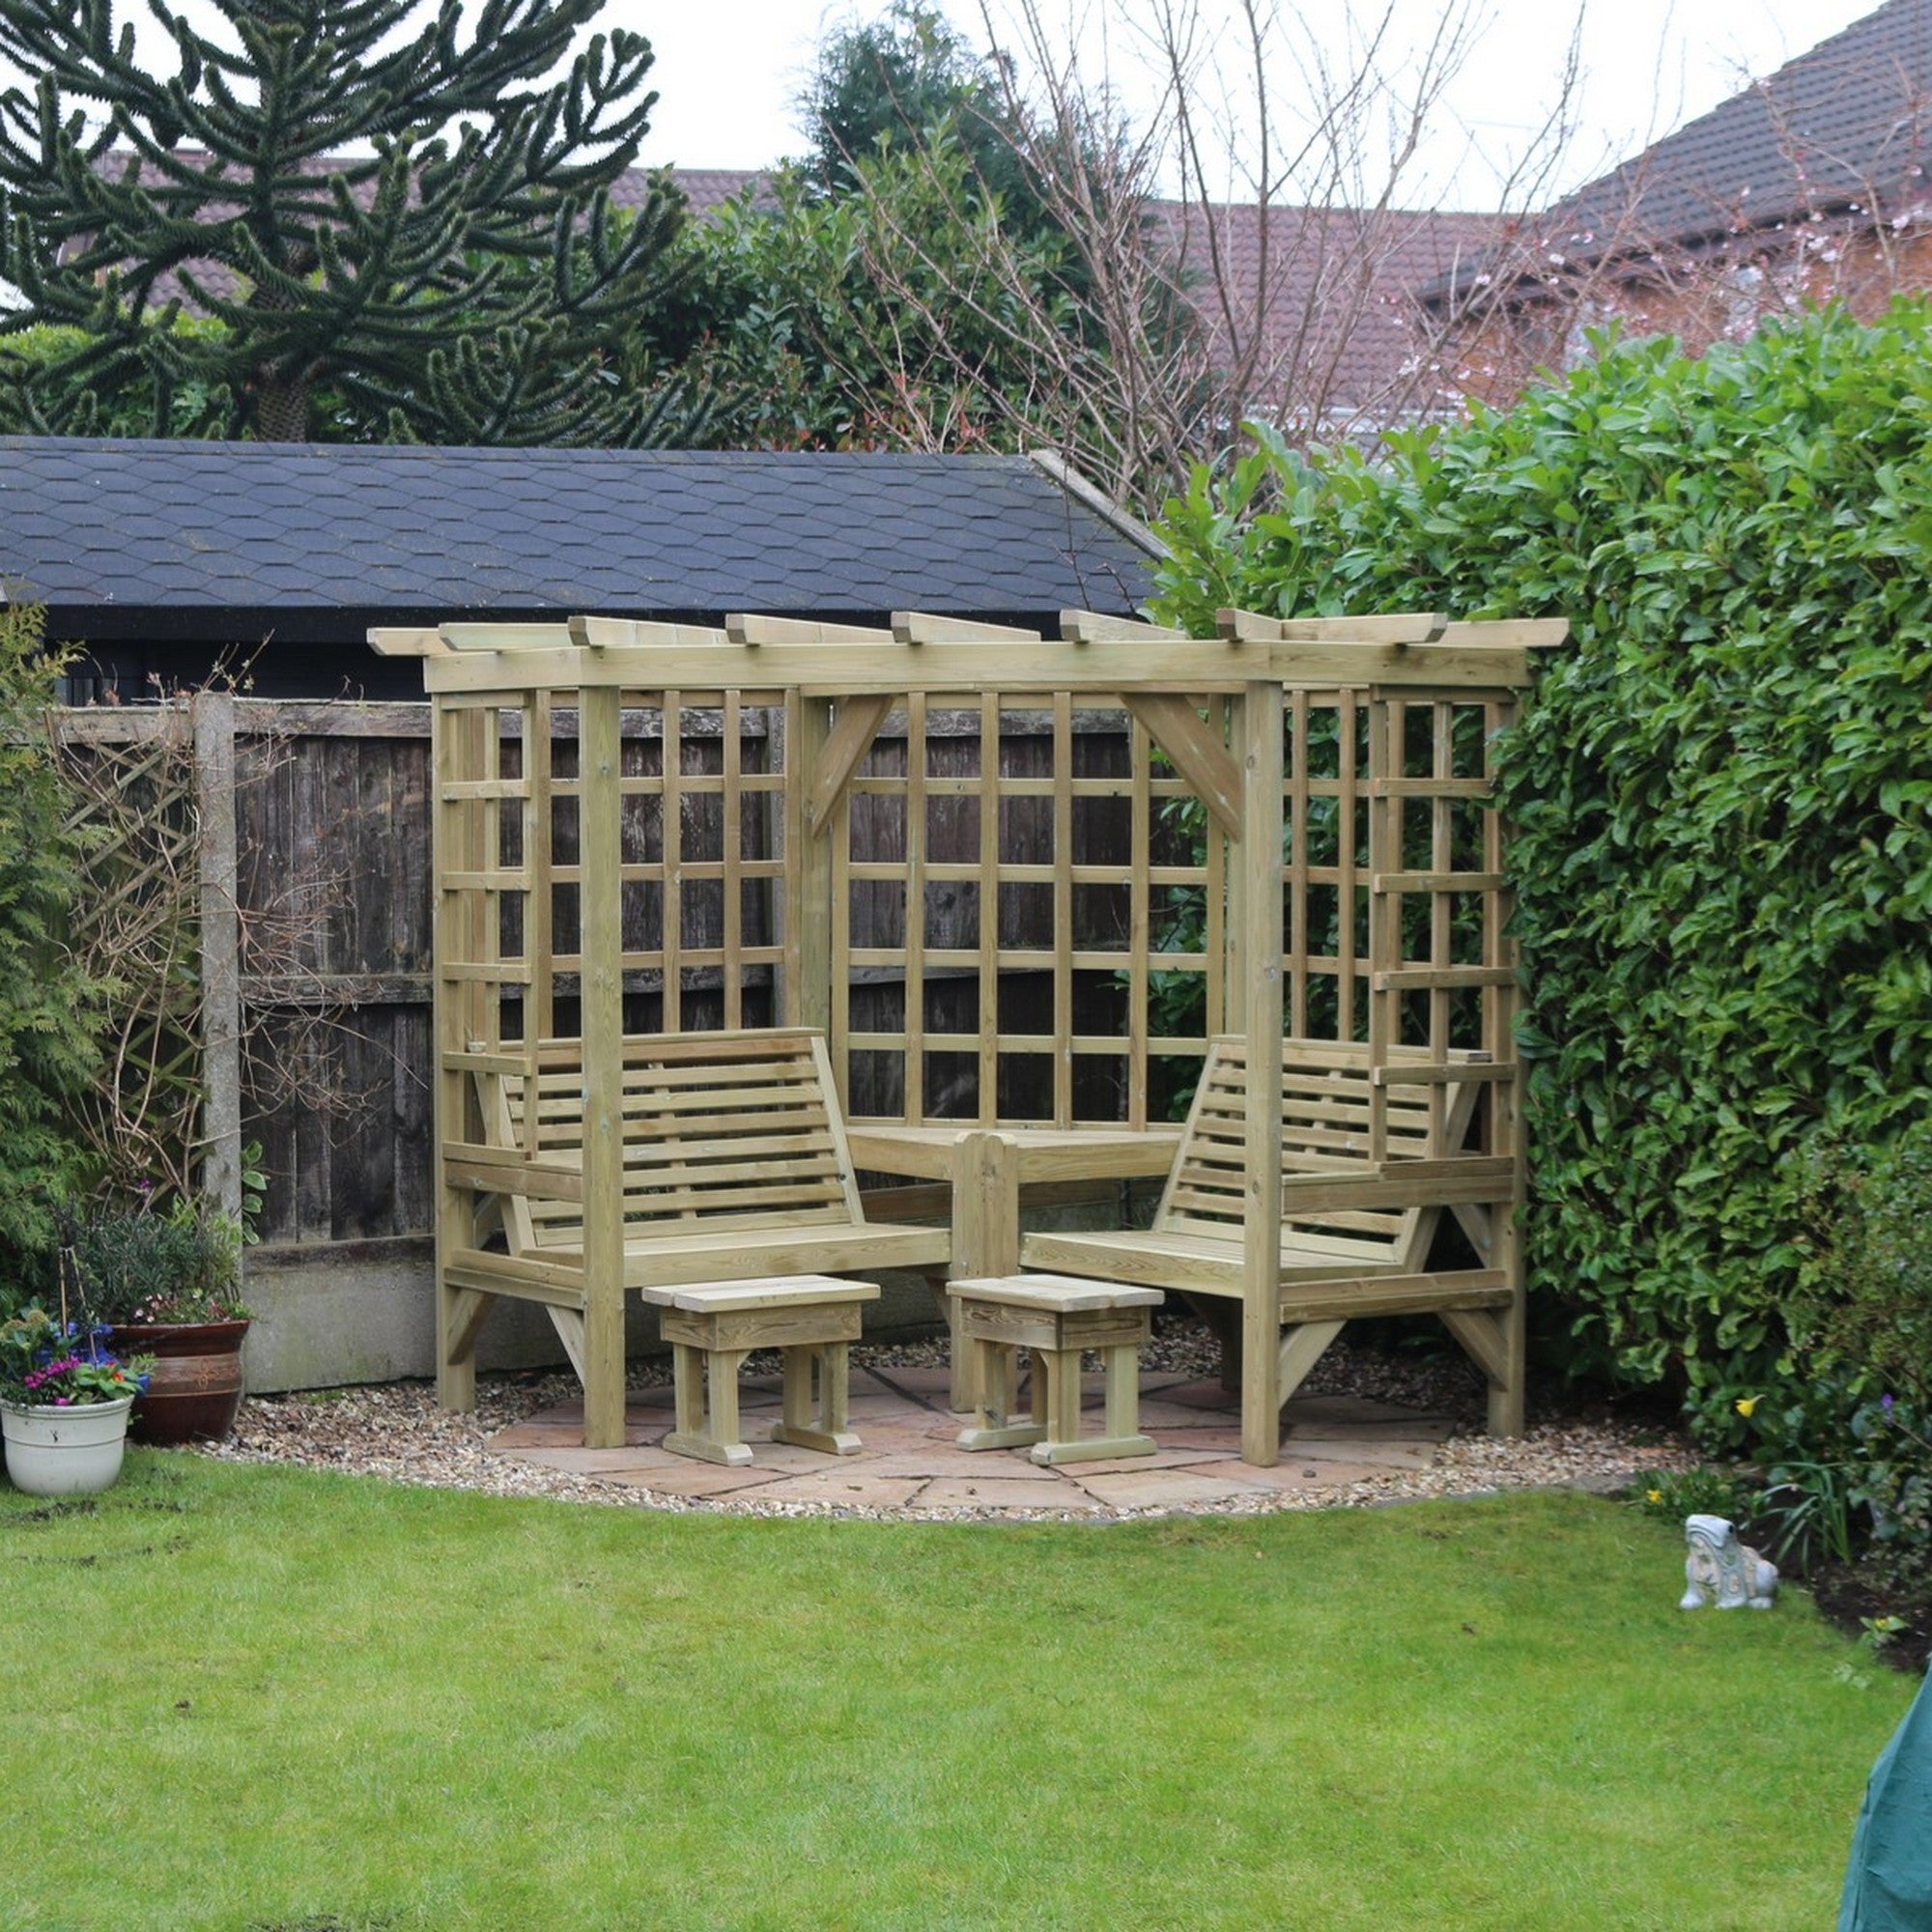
[844,1123,1182,1410]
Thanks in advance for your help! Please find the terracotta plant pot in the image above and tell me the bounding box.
[106,1319,250,1445]
[1,1395,135,1495]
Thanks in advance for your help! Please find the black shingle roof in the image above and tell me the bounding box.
[0,439,1158,655]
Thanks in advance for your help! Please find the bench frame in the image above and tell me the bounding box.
[437,1027,948,1447]
[1019,1035,1524,1460]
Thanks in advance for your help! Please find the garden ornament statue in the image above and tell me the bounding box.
[1680,1514,1777,1610]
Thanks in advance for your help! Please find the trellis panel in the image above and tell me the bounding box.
[830,693,1218,1128]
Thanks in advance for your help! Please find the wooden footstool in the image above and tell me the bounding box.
[948,1273,1163,1466]
[638,1275,881,1466]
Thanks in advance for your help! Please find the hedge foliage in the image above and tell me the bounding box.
[0,602,102,1274]
[1154,304,1932,1437]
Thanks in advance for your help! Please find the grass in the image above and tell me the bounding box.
[2,1454,1912,1932]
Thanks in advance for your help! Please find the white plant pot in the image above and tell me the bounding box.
[0,1395,135,1496]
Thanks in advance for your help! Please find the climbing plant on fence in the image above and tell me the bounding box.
[1155,301,1932,1443]
[50,697,353,1213]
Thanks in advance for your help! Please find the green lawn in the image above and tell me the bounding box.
[2,1454,1910,1932]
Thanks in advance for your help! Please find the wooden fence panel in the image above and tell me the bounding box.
[59,694,1152,1383]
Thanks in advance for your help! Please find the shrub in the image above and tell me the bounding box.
[71,1196,249,1325]
[1154,302,1932,1439]
[0,600,102,1276]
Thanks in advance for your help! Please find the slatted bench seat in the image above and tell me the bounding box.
[1018,1036,1523,1447]
[439,1028,950,1442]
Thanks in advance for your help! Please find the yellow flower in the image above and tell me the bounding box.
[1646,1489,1662,1505]
[1735,1397,1758,1418]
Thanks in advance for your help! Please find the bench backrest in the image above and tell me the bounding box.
[480,1029,867,1252]
[1155,1037,1479,1265]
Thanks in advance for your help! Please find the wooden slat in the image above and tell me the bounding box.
[442,1146,585,1202]
[978,691,999,1124]
[446,622,575,652]
[367,625,453,659]
[1220,608,1445,644]
[727,613,895,645]
[1280,1270,1512,1322]
[1373,967,1519,991]
[1372,870,1506,893]
[1240,680,1287,1466]
[1059,610,1189,642]
[420,636,1539,697]
[893,611,1041,643]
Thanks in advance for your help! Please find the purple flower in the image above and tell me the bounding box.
[1883,1393,1896,1412]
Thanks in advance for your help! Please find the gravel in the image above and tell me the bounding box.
[203,1318,1697,1521]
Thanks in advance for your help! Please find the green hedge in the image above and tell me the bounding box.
[1154,304,1932,1438]
[0,603,102,1276]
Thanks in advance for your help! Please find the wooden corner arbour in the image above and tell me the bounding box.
[374,604,1566,1462]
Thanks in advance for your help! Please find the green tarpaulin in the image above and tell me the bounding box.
[1841,1670,1932,1930]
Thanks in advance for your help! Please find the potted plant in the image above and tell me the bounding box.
[0,1306,152,1495]
[71,1185,254,1447]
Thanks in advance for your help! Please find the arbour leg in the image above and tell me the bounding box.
[437,1282,488,1413]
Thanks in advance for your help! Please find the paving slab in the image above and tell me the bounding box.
[1283,1435,1442,1470]
[1157,1378,1245,1411]
[1037,1445,1227,1476]
[1283,1406,1453,1437]
[760,1471,931,1510]
[620,1462,794,1499]
[1070,1467,1276,1509]
[1190,1456,1398,1491]
[1133,1398,1247,1432]
[508,1444,689,1475]
[864,1364,953,1398]
[493,1413,660,1449]
[808,1447,986,1480]
[914,1475,1103,1513]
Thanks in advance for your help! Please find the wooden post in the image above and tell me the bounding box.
[948,1128,1019,1409]
[1487,695,1528,1436]
[432,701,485,1413]
[579,684,627,1449]
[1239,680,1286,1466]
[786,693,835,1037]
[193,692,242,1220]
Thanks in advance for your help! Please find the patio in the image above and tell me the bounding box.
[490,1356,1465,1515]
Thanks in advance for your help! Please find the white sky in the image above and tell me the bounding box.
[28,1,1889,213]
[618,0,1883,210]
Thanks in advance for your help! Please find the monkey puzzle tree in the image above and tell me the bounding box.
[0,0,702,443]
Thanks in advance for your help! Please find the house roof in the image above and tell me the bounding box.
[1153,200,1502,415]
[0,439,1159,648]
[1425,0,1932,301]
